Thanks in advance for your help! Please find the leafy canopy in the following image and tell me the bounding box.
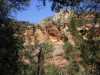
[38,0,100,13]
[0,0,30,19]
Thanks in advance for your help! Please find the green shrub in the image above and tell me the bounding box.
[45,65,65,75]
[41,42,53,58]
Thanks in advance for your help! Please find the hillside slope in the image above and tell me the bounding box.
[11,11,100,75]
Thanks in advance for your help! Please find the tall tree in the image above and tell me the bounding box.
[38,0,100,13]
[0,0,31,20]
[0,0,31,75]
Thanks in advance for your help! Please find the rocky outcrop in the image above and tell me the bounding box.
[18,21,70,68]
[17,11,100,69]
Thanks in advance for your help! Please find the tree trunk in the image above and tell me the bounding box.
[37,44,44,75]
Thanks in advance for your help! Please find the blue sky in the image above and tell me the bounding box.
[12,0,54,23]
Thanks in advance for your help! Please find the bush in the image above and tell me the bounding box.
[45,65,65,75]
[41,42,53,58]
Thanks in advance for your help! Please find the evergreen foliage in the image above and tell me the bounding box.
[38,0,100,13]
[45,65,66,75]
[67,12,100,75]
[0,0,30,20]
[0,21,23,75]
[41,42,53,58]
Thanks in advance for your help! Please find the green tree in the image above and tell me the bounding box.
[0,0,31,20]
[0,0,31,75]
[37,0,100,13]
[69,15,100,75]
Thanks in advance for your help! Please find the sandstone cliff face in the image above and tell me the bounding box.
[18,12,74,68]
[18,11,100,69]
[21,22,70,67]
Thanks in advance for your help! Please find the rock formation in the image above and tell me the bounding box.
[14,11,100,75]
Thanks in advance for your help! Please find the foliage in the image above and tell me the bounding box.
[45,65,65,75]
[38,0,100,13]
[41,42,53,58]
[0,21,38,75]
[68,12,100,75]
[67,61,86,75]
[63,41,78,61]
[0,21,23,75]
[61,11,100,75]
[18,46,37,75]
[18,62,37,75]
[0,0,31,19]
[63,41,84,75]
[42,17,53,24]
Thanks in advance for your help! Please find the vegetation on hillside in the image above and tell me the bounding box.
[0,0,99,75]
